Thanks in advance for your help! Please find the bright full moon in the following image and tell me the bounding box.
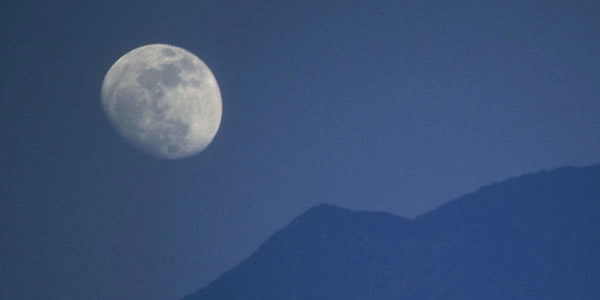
[101,44,222,159]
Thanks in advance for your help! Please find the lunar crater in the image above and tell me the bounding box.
[162,48,176,57]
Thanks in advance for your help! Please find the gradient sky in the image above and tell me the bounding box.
[2,0,600,299]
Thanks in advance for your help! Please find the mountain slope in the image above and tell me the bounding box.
[184,165,600,299]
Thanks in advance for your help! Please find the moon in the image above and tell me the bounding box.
[101,44,222,159]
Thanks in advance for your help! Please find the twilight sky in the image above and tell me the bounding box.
[2,0,600,299]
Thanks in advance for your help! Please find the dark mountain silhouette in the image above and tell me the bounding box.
[184,165,600,299]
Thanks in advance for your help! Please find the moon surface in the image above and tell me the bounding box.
[101,44,222,159]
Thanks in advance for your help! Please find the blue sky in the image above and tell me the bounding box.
[2,0,600,299]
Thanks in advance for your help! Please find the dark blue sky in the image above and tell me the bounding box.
[2,0,600,299]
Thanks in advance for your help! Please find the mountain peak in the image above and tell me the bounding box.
[185,165,600,300]
[285,203,414,238]
[297,203,353,219]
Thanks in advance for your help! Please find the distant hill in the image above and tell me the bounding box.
[184,165,600,299]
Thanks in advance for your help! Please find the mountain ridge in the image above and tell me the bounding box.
[184,164,600,299]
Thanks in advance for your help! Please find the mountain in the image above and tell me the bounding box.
[184,165,600,299]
